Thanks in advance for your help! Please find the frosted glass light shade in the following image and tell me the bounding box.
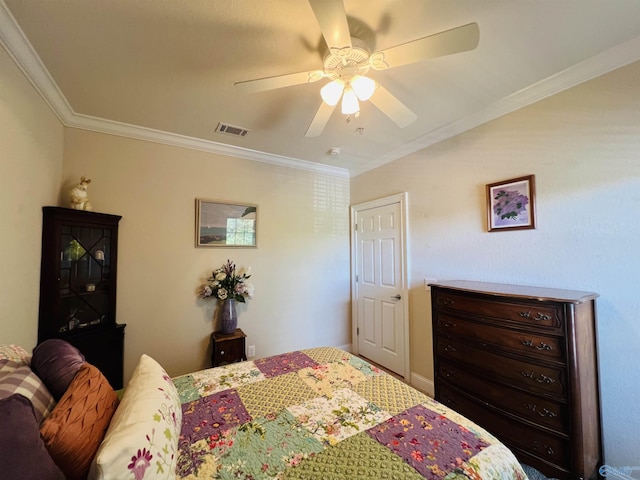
[320,80,344,106]
[351,76,376,101]
[341,86,360,114]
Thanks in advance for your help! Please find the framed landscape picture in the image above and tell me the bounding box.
[486,175,536,232]
[195,199,257,247]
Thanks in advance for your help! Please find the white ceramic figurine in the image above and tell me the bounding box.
[70,176,93,211]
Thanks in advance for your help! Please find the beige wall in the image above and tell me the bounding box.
[351,60,640,466]
[62,129,351,381]
[0,44,63,347]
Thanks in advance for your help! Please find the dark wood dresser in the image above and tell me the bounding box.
[430,280,601,480]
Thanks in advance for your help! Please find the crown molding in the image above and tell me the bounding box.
[0,0,75,122]
[350,34,640,177]
[0,1,349,179]
[3,1,639,179]
[64,113,350,178]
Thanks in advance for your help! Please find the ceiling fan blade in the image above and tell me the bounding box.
[235,70,325,94]
[308,0,352,52]
[369,84,417,128]
[305,102,336,137]
[370,22,479,70]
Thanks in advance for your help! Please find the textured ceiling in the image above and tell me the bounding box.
[2,0,640,177]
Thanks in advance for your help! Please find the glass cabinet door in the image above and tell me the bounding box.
[58,226,112,333]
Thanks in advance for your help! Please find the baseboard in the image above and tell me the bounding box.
[410,372,435,397]
[337,343,352,353]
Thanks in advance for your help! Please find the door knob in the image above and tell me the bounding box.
[391,295,401,300]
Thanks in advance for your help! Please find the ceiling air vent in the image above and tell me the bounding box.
[215,123,250,137]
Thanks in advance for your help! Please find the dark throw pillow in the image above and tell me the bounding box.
[32,338,86,400]
[0,394,65,480]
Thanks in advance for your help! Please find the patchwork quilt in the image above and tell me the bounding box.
[173,347,527,480]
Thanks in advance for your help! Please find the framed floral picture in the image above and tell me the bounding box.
[195,199,257,247]
[486,175,536,232]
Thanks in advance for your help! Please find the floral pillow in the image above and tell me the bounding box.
[89,354,182,480]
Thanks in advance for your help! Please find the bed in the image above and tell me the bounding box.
[171,347,527,479]
[1,343,528,480]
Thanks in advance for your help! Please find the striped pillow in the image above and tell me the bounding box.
[0,359,55,424]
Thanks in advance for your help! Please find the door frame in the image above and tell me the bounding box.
[350,192,410,381]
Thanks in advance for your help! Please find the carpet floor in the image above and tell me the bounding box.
[521,463,557,480]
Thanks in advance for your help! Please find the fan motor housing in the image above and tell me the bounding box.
[323,37,371,81]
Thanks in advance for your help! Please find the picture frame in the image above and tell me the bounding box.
[195,199,257,247]
[486,174,536,232]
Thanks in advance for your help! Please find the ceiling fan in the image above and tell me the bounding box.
[234,0,479,137]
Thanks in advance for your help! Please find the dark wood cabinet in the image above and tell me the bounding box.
[430,280,601,480]
[211,328,247,367]
[38,207,125,389]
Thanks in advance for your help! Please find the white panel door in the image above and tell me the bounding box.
[355,200,405,376]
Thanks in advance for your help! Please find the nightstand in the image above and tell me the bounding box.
[211,328,247,367]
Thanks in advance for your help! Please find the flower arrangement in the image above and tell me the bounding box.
[199,259,254,303]
[493,189,529,220]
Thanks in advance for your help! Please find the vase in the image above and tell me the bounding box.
[219,298,237,334]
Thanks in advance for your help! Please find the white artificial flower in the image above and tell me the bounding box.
[215,272,227,281]
[217,288,228,300]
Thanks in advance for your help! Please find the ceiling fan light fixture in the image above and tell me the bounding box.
[351,75,376,101]
[320,79,344,106]
[341,86,360,115]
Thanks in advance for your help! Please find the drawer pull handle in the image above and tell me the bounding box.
[521,371,556,384]
[521,340,554,351]
[520,311,552,322]
[539,408,557,418]
[524,403,558,418]
[443,344,457,352]
[442,369,454,378]
[536,374,555,384]
[440,298,455,306]
[532,440,555,456]
[220,350,225,356]
[443,320,457,328]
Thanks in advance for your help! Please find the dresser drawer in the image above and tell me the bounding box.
[433,291,562,330]
[211,329,247,367]
[435,312,565,362]
[435,338,567,396]
[437,361,569,433]
[438,384,570,469]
